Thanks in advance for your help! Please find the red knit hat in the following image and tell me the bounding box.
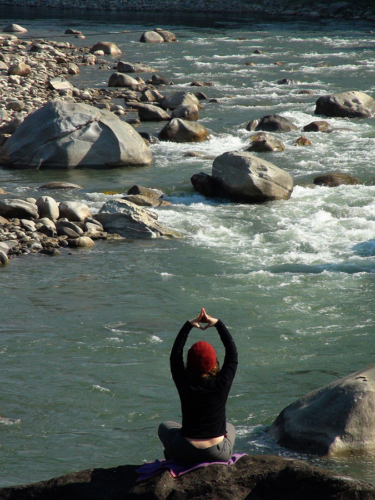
[187,341,217,374]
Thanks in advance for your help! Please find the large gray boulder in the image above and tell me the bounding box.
[159,119,210,143]
[315,91,375,118]
[268,364,375,456]
[0,199,38,219]
[0,101,153,168]
[95,199,179,238]
[212,151,293,202]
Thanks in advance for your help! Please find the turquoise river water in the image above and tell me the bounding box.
[1,8,375,487]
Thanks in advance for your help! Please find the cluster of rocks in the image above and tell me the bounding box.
[190,90,374,203]
[0,0,374,21]
[0,186,178,266]
[0,29,181,146]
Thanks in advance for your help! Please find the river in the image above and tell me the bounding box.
[1,7,375,487]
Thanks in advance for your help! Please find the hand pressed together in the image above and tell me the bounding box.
[189,308,218,330]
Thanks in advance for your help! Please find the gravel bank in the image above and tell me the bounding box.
[0,0,374,20]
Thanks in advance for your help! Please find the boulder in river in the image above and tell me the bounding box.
[0,454,373,500]
[117,61,156,73]
[191,172,226,198]
[171,104,200,121]
[39,182,83,189]
[0,101,153,168]
[268,364,375,456]
[0,199,38,220]
[315,91,375,118]
[140,31,164,43]
[68,236,95,248]
[245,132,286,152]
[303,120,332,132]
[89,42,121,55]
[154,28,177,42]
[108,73,139,88]
[96,199,179,238]
[161,92,202,110]
[159,118,210,143]
[212,150,293,202]
[248,114,298,133]
[137,104,170,121]
[313,173,360,187]
[3,23,27,33]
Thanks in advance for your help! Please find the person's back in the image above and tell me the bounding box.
[158,308,238,463]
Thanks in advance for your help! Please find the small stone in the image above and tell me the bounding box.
[41,248,60,256]
[68,236,95,248]
[0,250,9,266]
[293,136,312,146]
[39,182,83,189]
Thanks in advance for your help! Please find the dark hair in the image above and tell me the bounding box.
[185,360,220,382]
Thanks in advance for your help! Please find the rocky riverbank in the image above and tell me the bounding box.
[0,1,374,21]
[0,454,374,500]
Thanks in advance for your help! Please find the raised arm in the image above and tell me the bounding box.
[170,310,204,382]
[200,309,238,380]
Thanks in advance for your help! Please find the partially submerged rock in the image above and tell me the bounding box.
[159,118,209,143]
[140,31,164,43]
[39,182,83,189]
[95,199,179,238]
[89,42,121,55]
[245,133,286,152]
[315,91,375,118]
[303,120,332,132]
[0,101,153,168]
[212,151,293,202]
[161,92,202,111]
[0,454,373,500]
[117,61,156,73]
[248,115,298,133]
[268,364,375,456]
[108,73,139,88]
[3,23,27,33]
[313,173,360,187]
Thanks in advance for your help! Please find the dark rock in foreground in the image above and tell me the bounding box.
[0,455,374,500]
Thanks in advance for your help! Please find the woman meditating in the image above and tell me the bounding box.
[158,308,238,463]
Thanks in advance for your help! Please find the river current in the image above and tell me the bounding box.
[1,8,375,487]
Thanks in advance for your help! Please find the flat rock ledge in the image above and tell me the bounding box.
[0,455,373,500]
